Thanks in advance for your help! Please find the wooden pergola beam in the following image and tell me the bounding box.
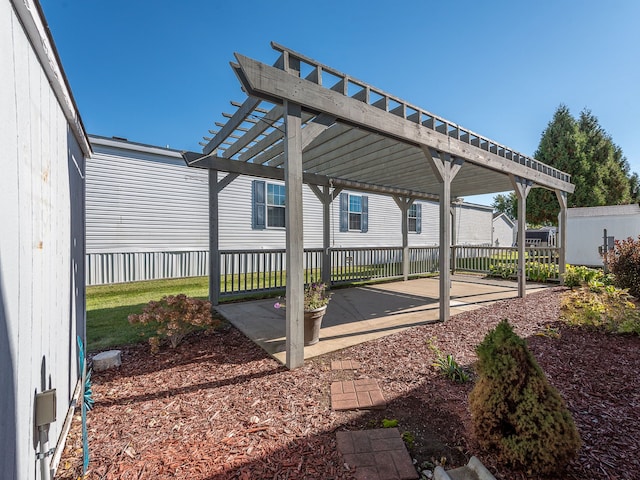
[234,53,574,194]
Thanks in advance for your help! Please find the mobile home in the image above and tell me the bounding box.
[86,135,495,285]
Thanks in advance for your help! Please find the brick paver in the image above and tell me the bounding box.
[331,378,386,410]
[331,359,361,370]
[336,428,418,480]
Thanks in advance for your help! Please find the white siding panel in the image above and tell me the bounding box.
[492,215,516,247]
[453,204,493,245]
[0,2,20,477]
[566,209,640,267]
[85,140,498,284]
[87,149,210,253]
[0,3,86,478]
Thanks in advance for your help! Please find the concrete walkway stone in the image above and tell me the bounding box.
[331,359,361,370]
[331,378,386,410]
[336,428,418,479]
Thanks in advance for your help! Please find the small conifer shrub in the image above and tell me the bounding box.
[469,320,581,475]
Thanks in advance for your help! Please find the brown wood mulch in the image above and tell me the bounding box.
[56,287,640,480]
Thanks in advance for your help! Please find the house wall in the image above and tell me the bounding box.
[453,203,493,245]
[87,136,494,284]
[492,215,515,247]
[0,1,89,478]
[566,205,640,267]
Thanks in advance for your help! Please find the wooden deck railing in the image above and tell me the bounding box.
[218,245,559,298]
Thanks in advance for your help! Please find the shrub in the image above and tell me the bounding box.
[469,320,581,475]
[562,265,612,289]
[606,236,640,299]
[561,284,640,335]
[128,294,219,353]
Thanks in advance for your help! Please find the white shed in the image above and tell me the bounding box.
[0,1,90,478]
[86,135,494,284]
[567,204,640,267]
[492,212,516,247]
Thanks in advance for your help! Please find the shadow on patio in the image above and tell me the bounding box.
[216,275,553,364]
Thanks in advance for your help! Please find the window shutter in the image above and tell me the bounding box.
[416,203,422,234]
[252,180,265,230]
[361,195,368,233]
[339,192,348,232]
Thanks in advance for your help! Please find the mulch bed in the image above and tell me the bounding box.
[56,287,640,479]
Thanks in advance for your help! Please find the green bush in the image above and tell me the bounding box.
[128,294,219,353]
[562,265,612,289]
[469,320,581,475]
[606,236,640,299]
[561,284,640,335]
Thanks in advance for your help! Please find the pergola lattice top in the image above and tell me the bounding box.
[190,42,574,200]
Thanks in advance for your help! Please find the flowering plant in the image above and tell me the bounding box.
[274,282,332,312]
[128,294,219,354]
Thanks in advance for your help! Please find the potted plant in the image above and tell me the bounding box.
[274,283,332,345]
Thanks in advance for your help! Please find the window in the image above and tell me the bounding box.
[349,195,362,230]
[252,180,285,229]
[408,203,422,233]
[267,183,285,228]
[339,192,368,232]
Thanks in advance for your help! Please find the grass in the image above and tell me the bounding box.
[87,276,209,352]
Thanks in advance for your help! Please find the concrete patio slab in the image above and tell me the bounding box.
[215,275,551,365]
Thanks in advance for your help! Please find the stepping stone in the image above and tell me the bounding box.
[331,378,386,410]
[336,428,418,479]
[331,359,361,370]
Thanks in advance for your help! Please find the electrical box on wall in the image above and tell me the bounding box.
[35,389,57,427]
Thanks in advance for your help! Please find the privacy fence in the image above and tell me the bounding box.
[86,246,560,294]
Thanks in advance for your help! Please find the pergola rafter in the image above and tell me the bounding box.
[184,42,575,369]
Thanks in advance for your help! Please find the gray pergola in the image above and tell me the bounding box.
[184,42,574,369]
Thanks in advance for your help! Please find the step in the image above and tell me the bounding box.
[433,456,495,480]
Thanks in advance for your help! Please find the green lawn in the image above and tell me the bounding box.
[86,276,209,352]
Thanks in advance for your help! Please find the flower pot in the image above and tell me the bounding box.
[303,305,327,346]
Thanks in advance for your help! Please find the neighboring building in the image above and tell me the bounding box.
[1,1,90,478]
[567,204,640,267]
[87,135,495,285]
[492,212,516,247]
[525,226,557,247]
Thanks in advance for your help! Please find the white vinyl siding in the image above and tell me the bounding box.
[87,145,209,253]
[85,138,496,282]
[566,204,640,267]
[1,2,87,478]
[453,203,493,245]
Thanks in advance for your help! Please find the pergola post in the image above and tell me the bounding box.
[284,100,305,369]
[556,190,568,285]
[309,185,342,286]
[208,170,220,306]
[511,175,532,297]
[392,196,413,281]
[424,148,464,321]
[208,169,239,307]
[450,204,458,273]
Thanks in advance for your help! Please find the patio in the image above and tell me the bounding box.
[216,275,553,364]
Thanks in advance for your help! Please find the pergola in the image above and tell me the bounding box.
[184,42,574,369]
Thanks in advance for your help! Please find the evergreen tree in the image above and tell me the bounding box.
[469,320,581,474]
[526,105,638,224]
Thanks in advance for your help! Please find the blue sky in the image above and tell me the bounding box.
[41,1,640,206]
